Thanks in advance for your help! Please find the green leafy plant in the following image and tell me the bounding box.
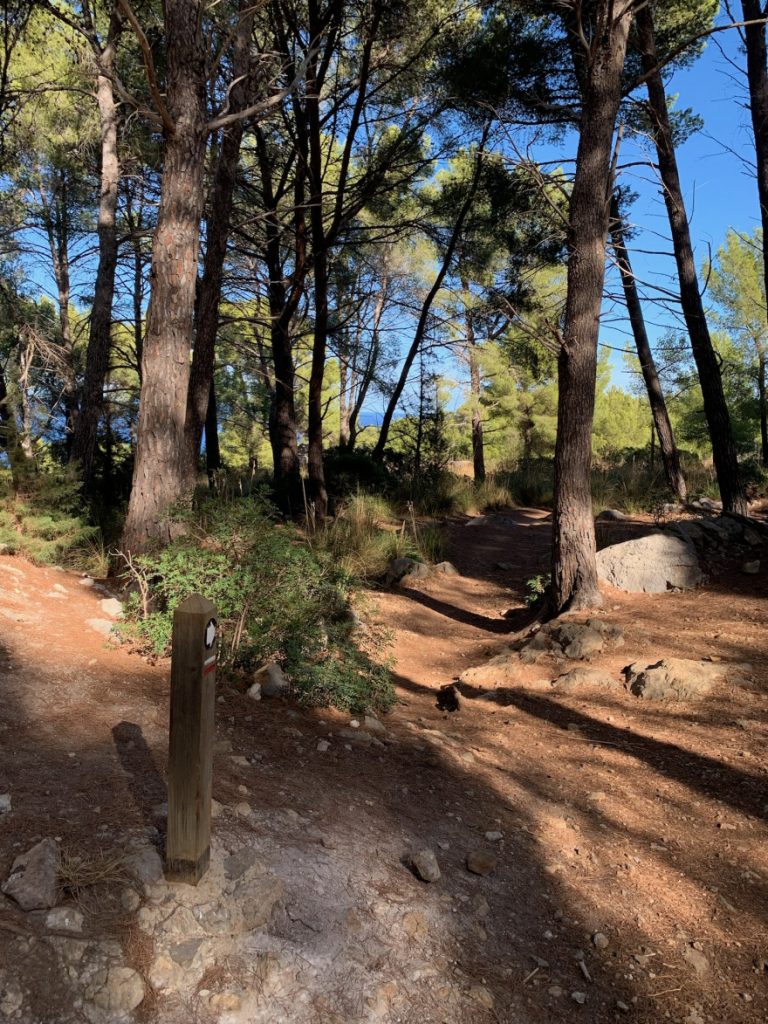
[525,572,551,608]
[118,496,394,714]
[0,467,97,564]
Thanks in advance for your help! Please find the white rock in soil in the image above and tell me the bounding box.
[743,560,760,574]
[247,682,262,701]
[484,830,503,842]
[571,991,587,1005]
[86,617,114,637]
[363,715,386,735]
[316,739,330,753]
[412,847,441,883]
[0,793,10,815]
[2,838,60,911]
[86,966,145,1013]
[125,845,164,885]
[0,972,24,1016]
[99,597,124,618]
[46,906,84,933]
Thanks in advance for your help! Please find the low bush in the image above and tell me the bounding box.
[118,496,394,714]
[0,467,98,565]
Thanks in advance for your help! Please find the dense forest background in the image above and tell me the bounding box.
[1,0,768,695]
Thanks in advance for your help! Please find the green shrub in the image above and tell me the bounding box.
[119,496,394,715]
[0,467,97,564]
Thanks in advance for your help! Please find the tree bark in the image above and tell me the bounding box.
[609,194,687,502]
[347,278,387,450]
[373,126,489,460]
[741,0,768,468]
[122,0,208,552]
[637,4,747,514]
[552,3,633,613]
[69,8,123,487]
[182,1,253,488]
[204,378,221,486]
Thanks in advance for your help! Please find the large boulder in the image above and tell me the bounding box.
[597,532,703,593]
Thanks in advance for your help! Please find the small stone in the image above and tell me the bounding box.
[211,798,223,818]
[88,966,145,1013]
[571,991,587,1005]
[247,682,262,701]
[121,888,141,912]
[99,597,124,618]
[548,985,563,997]
[209,992,242,1012]
[682,945,709,975]
[616,1000,630,1012]
[234,801,252,817]
[469,985,494,1009]
[125,845,164,885]
[316,739,330,752]
[743,560,760,574]
[484,830,503,842]
[86,617,114,637]
[466,850,497,876]
[2,838,60,910]
[412,848,441,883]
[434,561,459,575]
[592,931,609,950]
[363,714,386,734]
[45,906,84,933]
[0,973,24,1016]
[0,793,10,816]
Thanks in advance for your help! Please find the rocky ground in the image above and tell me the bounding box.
[0,508,767,1024]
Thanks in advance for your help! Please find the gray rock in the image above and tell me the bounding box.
[682,945,709,975]
[223,848,262,881]
[592,931,609,950]
[99,597,124,618]
[247,681,262,701]
[597,532,703,593]
[743,560,760,575]
[0,793,10,816]
[169,938,204,968]
[385,557,419,584]
[316,739,330,752]
[0,972,23,1016]
[86,966,145,1013]
[552,667,619,692]
[412,847,441,883]
[2,838,60,910]
[46,906,84,933]
[597,508,626,521]
[624,658,739,701]
[125,845,164,885]
[253,662,289,697]
[363,714,386,735]
[86,617,115,637]
[434,561,459,575]
[571,991,587,1005]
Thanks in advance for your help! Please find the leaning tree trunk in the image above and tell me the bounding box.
[758,348,768,466]
[373,126,489,460]
[551,3,633,613]
[69,13,122,488]
[182,1,254,489]
[637,5,747,514]
[609,194,687,503]
[122,0,208,552]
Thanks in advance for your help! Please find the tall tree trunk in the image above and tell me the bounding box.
[742,0,768,468]
[462,283,485,482]
[0,359,29,489]
[339,348,350,447]
[122,0,208,552]
[373,126,489,460]
[609,194,687,502]
[758,347,768,466]
[183,2,253,488]
[204,378,221,486]
[637,5,747,514]
[69,10,123,487]
[552,4,633,613]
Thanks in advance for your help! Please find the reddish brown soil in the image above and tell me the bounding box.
[1,510,767,1024]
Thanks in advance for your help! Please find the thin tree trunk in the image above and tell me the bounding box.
[552,4,633,613]
[183,1,253,488]
[0,359,28,489]
[373,126,489,460]
[339,349,350,447]
[609,194,687,502]
[70,10,123,487]
[347,280,387,449]
[758,348,768,466]
[637,4,747,515]
[204,378,221,486]
[122,0,208,552]
[462,282,485,482]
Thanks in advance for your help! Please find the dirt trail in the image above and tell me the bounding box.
[1,511,767,1024]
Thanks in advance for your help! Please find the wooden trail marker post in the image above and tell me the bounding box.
[166,593,218,884]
